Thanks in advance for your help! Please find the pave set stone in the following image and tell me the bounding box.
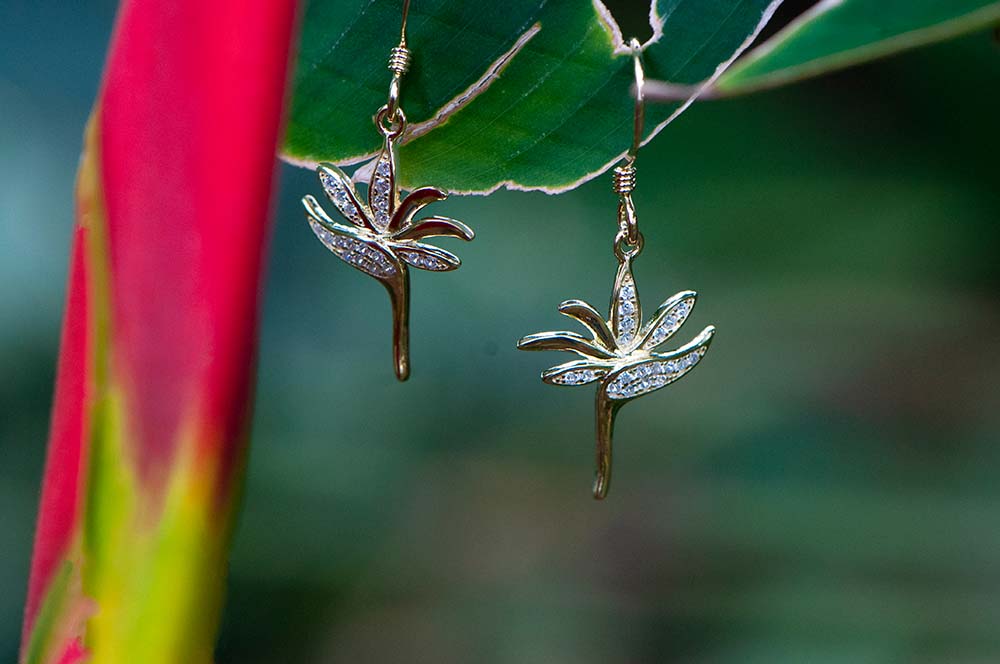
[616,276,639,344]
[643,298,693,349]
[320,171,366,227]
[370,156,393,230]
[308,220,396,279]
[397,249,453,271]
[549,367,606,386]
[604,348,706,400]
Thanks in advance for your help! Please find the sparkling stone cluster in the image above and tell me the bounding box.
[616,277,639,344]
[398,249,452,271]
[370,157,393,230]
[309,220,396,278]
[549,367,606,386]
[644,298,693,349]
[320,171,366,227]
[604,348,705,400]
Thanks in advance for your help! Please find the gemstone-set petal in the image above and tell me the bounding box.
[319,170,368,228]
[643,297,694,349]
[604,348,705,400]
[547,367,606,386]
[616,276,639,345]
[397,249,453,271]
[370,152,394,231]
[308,220,396,279]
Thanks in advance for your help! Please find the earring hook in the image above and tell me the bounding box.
[384,0,413,125]
[627,37,645,164]
[398,0,410,47]
[612,38,646,257]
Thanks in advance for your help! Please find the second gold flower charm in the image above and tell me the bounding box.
[517,236,715,499]
[518,39,715,499]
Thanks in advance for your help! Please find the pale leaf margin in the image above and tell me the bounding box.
[283,19,543,173]
[646,0,1000,100]
[280,0,785,196]
[505,0,785,197]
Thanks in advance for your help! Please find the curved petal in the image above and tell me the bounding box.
[322,232,399,280]
[557,299,614,350]
[516,331,615,359]
[395,242,461,272]
[541,359,609,386]
[367,140,398,231]
[389,187,448,233]
[606,326,716,400]
[303,194,359,235]
[610,257,640,347]
[393,215,474,242]
[639,291,697,350]
[316,163,374,230]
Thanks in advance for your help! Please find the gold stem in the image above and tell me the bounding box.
[593,388,622,499]
[383,267,410,381]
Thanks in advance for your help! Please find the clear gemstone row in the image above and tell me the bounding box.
[398,249,451,271]
[550,368,604,386]
[617,278,639,344]
[319,172,366,226]
[371,155,393,231]
[309,221,396,278]
[644,298,693,349]
[605,348,705,400]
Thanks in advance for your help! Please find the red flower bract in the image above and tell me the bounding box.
[21,232,89,652]
[21,1,300,662]
[100,0,296,493]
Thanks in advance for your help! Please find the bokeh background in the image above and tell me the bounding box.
[3,1,1000,662]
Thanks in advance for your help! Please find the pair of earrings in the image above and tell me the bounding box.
[302,2,715,499]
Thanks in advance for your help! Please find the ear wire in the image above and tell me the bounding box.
[626,37,645,165]
[385,0,412,122]
[613,38,646,257]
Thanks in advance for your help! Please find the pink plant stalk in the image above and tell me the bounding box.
[21,1,299,662]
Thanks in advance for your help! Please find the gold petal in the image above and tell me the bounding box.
[516,331,615,359]
[316,163,374,231]
[610,257,640,348]
[367,139,398,232]
[393,216,474,242]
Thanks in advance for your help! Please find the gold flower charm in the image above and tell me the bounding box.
[303,136,474,381]
[518,253,715,499]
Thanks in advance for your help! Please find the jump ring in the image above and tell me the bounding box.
[613,230,644,260]
[374,105,407,139]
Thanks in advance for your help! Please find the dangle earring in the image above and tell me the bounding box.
[301,0,474,381]
[517,40,715,500]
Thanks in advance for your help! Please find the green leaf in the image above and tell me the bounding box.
[282,0,783,193]
[713,0,1000,95]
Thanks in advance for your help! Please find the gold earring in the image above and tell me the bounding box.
[301,0,475,381]
[518,39,716,500]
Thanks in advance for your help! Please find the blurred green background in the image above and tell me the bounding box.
[3,1,1000,662]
